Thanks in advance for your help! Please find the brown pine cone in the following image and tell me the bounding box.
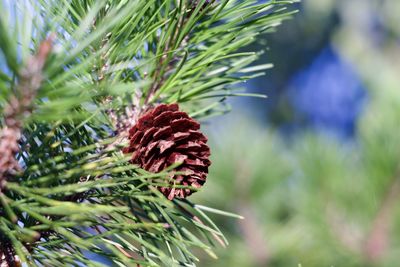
[123,104,211,200]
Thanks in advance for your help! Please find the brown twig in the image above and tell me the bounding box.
[0,34,54,191]
[144,1,211,105]
[0,241,21,267]
[111,1,214,135]
[0,34,54,267]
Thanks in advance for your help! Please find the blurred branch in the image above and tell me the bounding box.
[363,168,400,262]
[235,161,270,266]
[326,204,363,254]
[237,204,270,266]
[326,169,400,262]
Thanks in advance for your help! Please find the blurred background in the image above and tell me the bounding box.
[194,0,400,266]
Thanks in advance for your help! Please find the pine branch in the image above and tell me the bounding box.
[0,38,54,266]
[0,1,296,265]
[144,0,212,105]
[0,35,54,190]
[0,34,54,267]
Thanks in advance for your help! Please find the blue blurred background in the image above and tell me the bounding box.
[195,0,400,266]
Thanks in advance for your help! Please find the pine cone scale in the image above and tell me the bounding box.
[171,118,200,132]
[153,111,189,126]
[153,126,172,140]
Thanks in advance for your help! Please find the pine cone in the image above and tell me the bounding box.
[124,104,211,200]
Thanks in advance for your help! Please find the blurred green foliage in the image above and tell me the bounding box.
[193,0,400,266]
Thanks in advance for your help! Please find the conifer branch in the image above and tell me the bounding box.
[0,1,295,265]
[145,0,212,105]
[0,35,54,191]
[0,34,54,267]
